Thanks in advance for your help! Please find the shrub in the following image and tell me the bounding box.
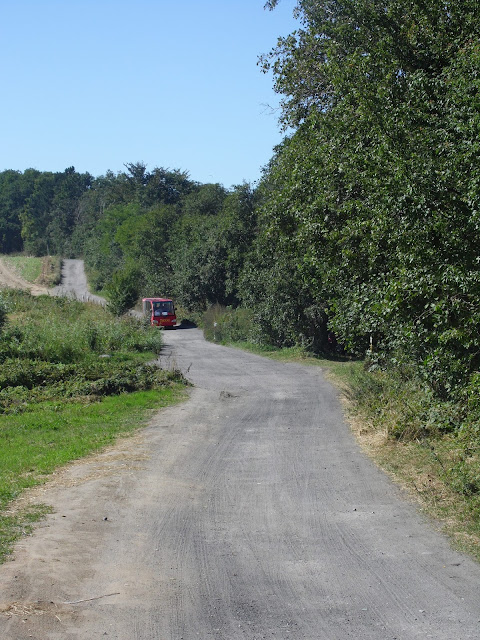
[0,294,7,334]
[105,267,141,316]
[203,304,254,343]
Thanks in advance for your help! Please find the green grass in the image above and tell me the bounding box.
[0,289,188,562]
[1,254,61,286]
[1,290,165,364]
[227,339,358,373]
[2,255,43,282]
[0,387,184,511]
[0,385,186,562]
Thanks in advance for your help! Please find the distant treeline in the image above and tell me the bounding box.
[1,0,479,411]
[0,163,258,313]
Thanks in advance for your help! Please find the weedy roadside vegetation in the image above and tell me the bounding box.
[343,364,480,560]
[203,304,480,562]
[203,304,254,343]
[0,289,187,562]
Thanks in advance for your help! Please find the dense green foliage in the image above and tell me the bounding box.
[0,167,93,256]
[251,0,480,401]
[0,163,257,313]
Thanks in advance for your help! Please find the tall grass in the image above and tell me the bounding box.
[203,304,254,343]
[0,289,187,561]
[2,290,163,363]
[0,291,174,413]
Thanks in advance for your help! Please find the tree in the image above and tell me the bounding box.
[105,266,142,316]
[256,0,480,395]
[0,169,40,253]
[46,167,92,256]
[132,204,180,297]
[20,171,57,255]
[182,183,228,217]
[169,213,228,310]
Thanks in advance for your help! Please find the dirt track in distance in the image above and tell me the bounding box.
[0,261,479,639]
[0,258,49,296]
[50,258,106,305]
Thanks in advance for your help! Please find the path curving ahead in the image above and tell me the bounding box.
[0,327,479,639]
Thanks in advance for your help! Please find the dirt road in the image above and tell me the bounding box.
[1,325,480,639]
[50,258,106,305]
[0,258,49,296]
[0,257,105,303]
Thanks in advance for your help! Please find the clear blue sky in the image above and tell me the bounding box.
[0,1,298,188]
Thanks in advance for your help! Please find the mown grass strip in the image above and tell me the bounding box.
[1,255,43,283]
[0,385,186,562]
[1,255,61,286]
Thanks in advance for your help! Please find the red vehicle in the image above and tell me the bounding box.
[142,297,176,328]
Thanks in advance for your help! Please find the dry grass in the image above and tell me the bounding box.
[332,371,480,561]
[37,256,62,286]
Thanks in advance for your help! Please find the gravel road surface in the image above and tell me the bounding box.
[0,327,479,639]
[51,258,106,305]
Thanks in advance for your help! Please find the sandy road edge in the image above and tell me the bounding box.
[0,257,50,296]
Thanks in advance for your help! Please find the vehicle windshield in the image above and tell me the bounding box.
[153,301,174,316]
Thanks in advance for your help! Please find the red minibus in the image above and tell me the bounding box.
[142,297,176,328]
